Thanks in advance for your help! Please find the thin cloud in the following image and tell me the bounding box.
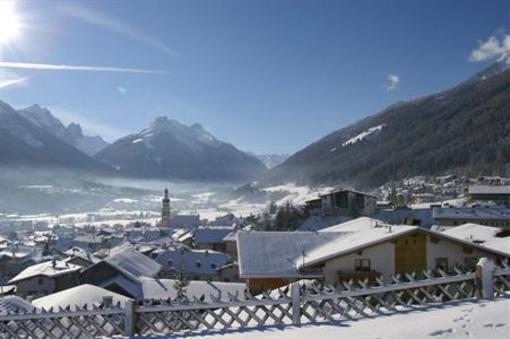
[469,34,510,64]
[385,73,400,91]
[0,61,169,74]
[58,5,174,56]
[0,76,29,89]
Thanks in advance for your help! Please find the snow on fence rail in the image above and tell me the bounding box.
[1,260,509,338]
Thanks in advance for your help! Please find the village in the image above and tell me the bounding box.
[0,175,509,314]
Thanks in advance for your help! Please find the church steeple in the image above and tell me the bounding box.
[160,187,171,228]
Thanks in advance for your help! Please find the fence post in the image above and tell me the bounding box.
[125,300,136,336]
[476,257,495,300]
[291,282,301,326]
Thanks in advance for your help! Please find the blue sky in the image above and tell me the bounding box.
[0,0,508,154]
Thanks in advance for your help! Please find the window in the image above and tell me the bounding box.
[435,257,448,271]
[38,277,43,285]
[354,259,371,272]
[167,259,173,267]
[195,260,202,268]
[210,263,217,269]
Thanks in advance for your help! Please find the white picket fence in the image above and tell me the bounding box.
[1,261,509,338]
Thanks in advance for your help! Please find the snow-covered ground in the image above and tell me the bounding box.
[1,180,333,228]
[144,298,510,339]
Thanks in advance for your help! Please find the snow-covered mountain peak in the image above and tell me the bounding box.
[17,104,108,156]
[136,116,219,148]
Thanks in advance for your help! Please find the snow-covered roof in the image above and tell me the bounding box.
[64,246,100,264]
[140,278,247,302]
[104,243,161,279]
[222,231,238,242]
[170,215,200,228]
[0,296,35,314]
[469,185,510,195]
[237,231,343,278]
[374,208,434,228]
[443,224,510,255]
[483,237,510,254]
[155,248,230,275]
[319,217,385,232]
[194,226,236,244]
[0,245,36,260]
[171,228,193,242]
[321,189,378,199]
[299,219,417,268]
[442,224,501,243]
[32,284,131,310]
[73,234,103,244]
[100,274,143,299]
[9,260,81,284]
[432,207,510,221]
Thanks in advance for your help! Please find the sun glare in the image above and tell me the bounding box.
[0,1,21,43]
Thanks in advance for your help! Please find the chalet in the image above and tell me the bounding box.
[237,217,510,293]
[194,225,236,252]
[8,260,81,298]
[432,207,510,227]
[306,189,377,217]
[469,185,510,205]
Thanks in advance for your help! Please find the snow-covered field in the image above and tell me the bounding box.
[144,298,510,339]
[1,180,331,227]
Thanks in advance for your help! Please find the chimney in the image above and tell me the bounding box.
[52,259,56,268]
[102,295,113,307]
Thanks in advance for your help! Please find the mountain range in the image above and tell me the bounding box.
[18,105,109,156]
[95,116,267,181]
[1,60,508,186]
[266,60,510,188]
[0,101,110,173]
[0,102,267,181]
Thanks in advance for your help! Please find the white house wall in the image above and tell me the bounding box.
[321,242,395,284]
[426,235,498,271]
[320,233,502,285]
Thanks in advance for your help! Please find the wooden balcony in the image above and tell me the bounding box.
[337,270,382,284]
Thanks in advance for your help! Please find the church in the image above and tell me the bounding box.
[158,188,200,229]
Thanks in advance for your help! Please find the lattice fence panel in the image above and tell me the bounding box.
[0,305,126,339]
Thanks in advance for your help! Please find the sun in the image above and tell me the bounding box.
[0,1,21,43]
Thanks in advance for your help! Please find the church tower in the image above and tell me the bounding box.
[160,188,171,228]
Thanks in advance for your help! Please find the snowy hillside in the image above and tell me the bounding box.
[342,124,385,147]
